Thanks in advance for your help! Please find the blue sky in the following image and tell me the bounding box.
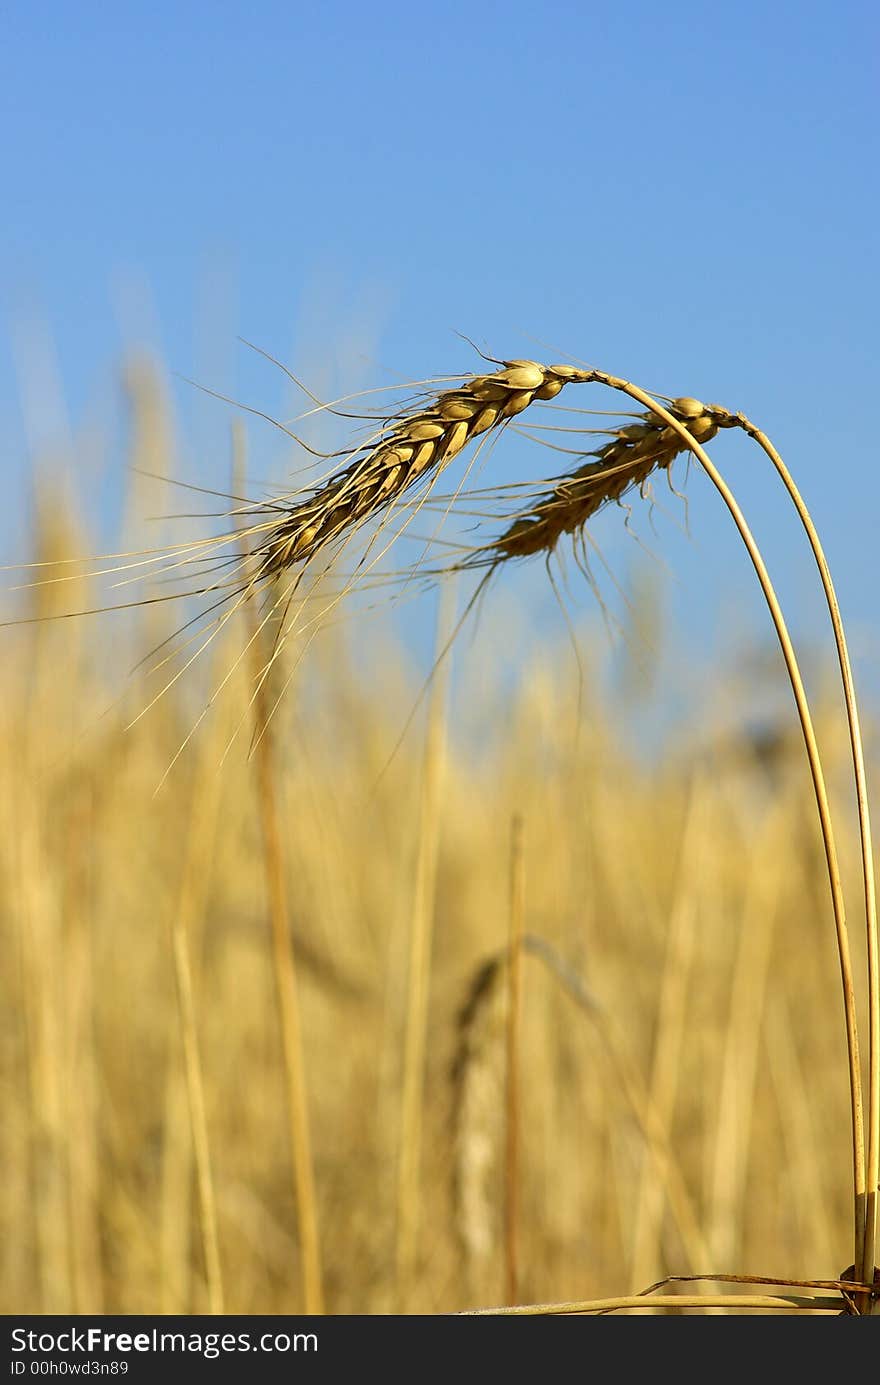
[2,0,878,702]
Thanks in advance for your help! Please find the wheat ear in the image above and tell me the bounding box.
[471,395,732,565]
[253,361,590,576]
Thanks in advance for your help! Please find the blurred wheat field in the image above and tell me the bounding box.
[1,360,874,1315]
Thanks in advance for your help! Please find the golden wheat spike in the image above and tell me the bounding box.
[252,360,597,577]
[488,397,734,563]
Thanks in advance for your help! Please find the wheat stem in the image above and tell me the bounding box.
[587,372,865,1283]
[459,1292,842,1315]
[395,580,453,1307]
[504,813,525,1305]
[629,781,702,1293]
[169,913,224,1313]
[730,414,878,1294]
[233,421,324,1315]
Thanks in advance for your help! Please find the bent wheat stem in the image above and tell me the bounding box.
[730,414,878,1296]
[586,372,865,1279]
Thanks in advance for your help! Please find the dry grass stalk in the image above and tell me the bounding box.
[158,1060,194,1314]
[16,796,72,1313]
[708,804,784,1271]
[169,776,226,1315]
[766,996,837,1269]
[629,783,702,1293]
[504,814,525,1305]
[169,920,224,1313]
[234,422,324,1315]
[450,956,506,1291]
[460,1291,843,1315]
[156,623,241,1316]
[62,784,104,1313]
[13,523,83,1314]
[395,581,453,1308]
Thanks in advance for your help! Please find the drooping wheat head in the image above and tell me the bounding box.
[252,360,599,578]
[453,394,737,569]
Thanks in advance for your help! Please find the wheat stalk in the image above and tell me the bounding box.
[504,814,525,1306]
[233,422,325,1316]
[450,954,506,1296]
[395,581,453,1309]
[723,412,879,1298]
[459,1291,845,1315]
